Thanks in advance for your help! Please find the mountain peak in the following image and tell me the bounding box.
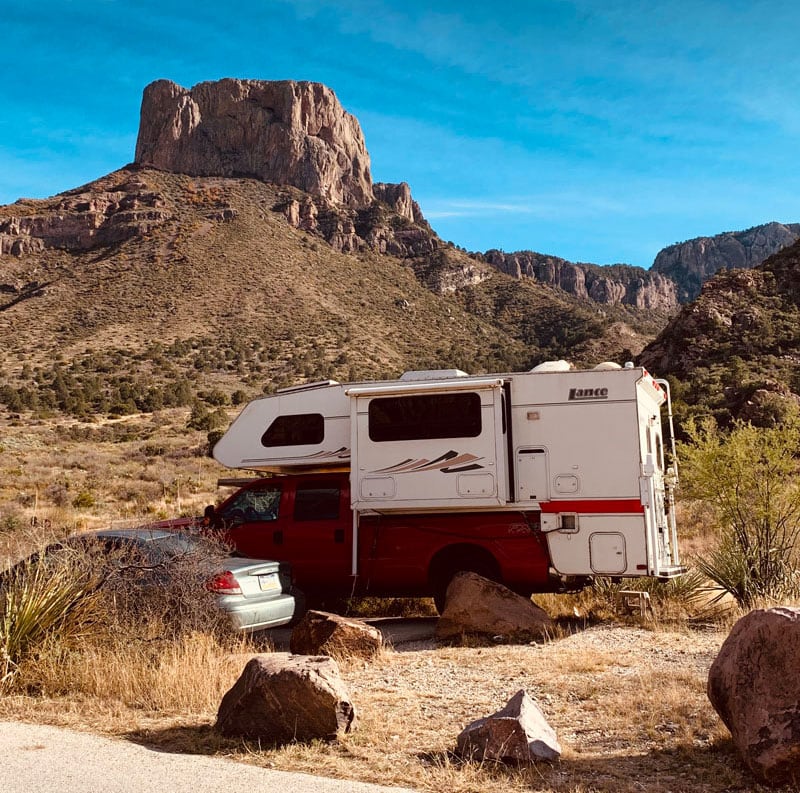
[134,78,374,207]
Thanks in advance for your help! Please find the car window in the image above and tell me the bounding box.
[294,485,340,521]
[218,486,282,524]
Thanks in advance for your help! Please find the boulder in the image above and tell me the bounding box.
[215,653,357,743]
[290,610,383,661]
[435,572,554,642]
[708,607,800,785]
[456,689,561,764]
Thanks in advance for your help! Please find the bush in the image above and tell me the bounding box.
[679,417,800,607]
[1,550,102,688]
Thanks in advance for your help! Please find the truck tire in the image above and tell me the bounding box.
[428,546,501,614]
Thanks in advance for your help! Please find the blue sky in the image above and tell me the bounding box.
[2,0,799,266]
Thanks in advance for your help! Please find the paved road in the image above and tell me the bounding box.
[0,721,417,793]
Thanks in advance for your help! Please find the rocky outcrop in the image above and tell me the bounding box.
[652,221,800,302]
[216,653,357,743]
[373,182,426,225]
[275,186,437,258]
[483,250,678,311]
[708,607,800,785]
[135,79,373,208]
[435,572,554,642]
[456,690,561,765]
[290,610,383,661]
[0,177,170,257]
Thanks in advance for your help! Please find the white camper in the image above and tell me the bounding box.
[214,363,683,580]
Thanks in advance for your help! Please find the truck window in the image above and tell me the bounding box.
[368,392,482,442]
[261,413,324,447]
[218,486,281,524]
[294,485,340,521]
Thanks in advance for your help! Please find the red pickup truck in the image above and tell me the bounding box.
[203,471,567,610]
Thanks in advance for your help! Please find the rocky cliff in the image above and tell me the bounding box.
[482,249,678,311]
[135,78,374,208]
[651,222,800,303]
[639,239,800,424]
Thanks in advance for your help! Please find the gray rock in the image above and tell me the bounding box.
[290,610,383,662]
[435,572,554,642]
[216,653,357,743]
[708,607,800,785]
[456,689,561,764]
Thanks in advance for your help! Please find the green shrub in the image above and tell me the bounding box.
[1,551,101,687]
[679,417,800,607]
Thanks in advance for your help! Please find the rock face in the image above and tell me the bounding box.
[456,689,561,764]
[483,250,678,311]
[290,610,383,661]
[0,176,171,257]
[708,607,800,785]
[435,572,554,642]
[135,78,373,208]
[652,221,800,302]
[216,653,357,743]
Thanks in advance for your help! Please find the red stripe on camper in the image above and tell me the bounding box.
[539,499,645,514]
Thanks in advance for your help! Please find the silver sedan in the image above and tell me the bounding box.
[1,527,301,633]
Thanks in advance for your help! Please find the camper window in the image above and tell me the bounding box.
[368,392,482,442]
[294,485,341,521]
[261,413,324,447]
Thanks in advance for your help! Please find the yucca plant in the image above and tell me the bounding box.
[0,549,101,688]
[679,416,800,608]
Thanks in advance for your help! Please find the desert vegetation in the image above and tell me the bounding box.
[4,404,800,792]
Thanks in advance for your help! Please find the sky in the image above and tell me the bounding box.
[2,0,800,267]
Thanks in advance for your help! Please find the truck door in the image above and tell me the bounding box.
[282,479,352,592]
[215,481,284,560]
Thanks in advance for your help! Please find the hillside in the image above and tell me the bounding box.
[639,238,800,427]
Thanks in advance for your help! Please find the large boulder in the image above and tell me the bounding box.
[456,689,561,764]
[435,572,554,642]
[290,610,383,661]
[135,78,373,208]
[215,653,357,743]
[708,607,800,785]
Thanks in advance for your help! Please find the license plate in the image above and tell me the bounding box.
[258,574,280,591]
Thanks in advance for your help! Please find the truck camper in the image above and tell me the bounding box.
[210,362,684,607]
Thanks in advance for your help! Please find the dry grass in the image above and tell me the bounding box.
[0,411,785,792]
[0,615,784,793]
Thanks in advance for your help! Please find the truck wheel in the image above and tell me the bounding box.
[429,547,501,615]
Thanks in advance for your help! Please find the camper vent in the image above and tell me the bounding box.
[399,369,469,381]
[277,379,340,394]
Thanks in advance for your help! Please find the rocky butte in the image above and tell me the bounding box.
[135,78,374,208]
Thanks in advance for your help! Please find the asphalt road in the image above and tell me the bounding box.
[1,721,417,793]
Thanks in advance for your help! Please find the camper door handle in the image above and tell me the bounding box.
[334,528,345,543]
[273,530,283,546]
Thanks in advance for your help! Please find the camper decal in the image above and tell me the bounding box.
[244,447,350,464]
[371,450,485,475]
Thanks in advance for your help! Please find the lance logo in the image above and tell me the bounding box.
[568,387,609,401]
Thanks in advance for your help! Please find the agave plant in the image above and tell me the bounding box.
[0,548,101,687]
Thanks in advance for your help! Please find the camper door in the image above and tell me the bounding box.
[348,379,508,511]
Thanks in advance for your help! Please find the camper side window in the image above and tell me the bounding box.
[368,392,482,442]
[261,413,324,447]
[218,487,281,524]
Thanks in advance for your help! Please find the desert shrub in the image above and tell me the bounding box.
[679,417,800,607]
[0,549,103,688]
[71,490,96,509]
